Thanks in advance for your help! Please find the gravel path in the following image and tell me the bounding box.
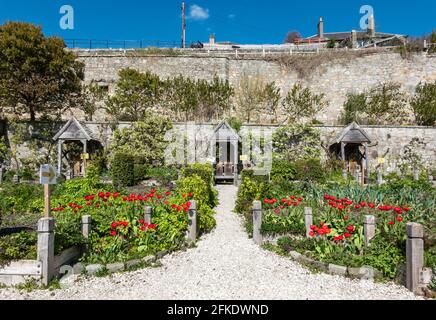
[0,185,420,300]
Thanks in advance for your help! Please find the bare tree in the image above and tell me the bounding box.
[284,31,302,44]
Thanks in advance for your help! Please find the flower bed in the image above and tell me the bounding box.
[0,169,218,270]
[237,174,436,284]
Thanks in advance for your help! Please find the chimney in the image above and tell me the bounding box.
[351,30,357,48]
[318,17,324,39]
[368,14,375,37]
[209,33,215,45]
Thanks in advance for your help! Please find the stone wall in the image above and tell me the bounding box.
[76,49,436,124]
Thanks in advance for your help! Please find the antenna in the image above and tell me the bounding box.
[181,1,186,48]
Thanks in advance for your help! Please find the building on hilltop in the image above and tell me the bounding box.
[296,16,407,49]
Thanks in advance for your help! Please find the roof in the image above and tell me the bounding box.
[53,117,95,141]
[306,31,405,41]
[214,121,241,142]
[331,122,371,145]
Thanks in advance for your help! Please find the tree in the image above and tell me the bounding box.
[0,22,84,121]
[262,82,281,123]
[81,82,107,121]
[111,112,173,166]
[365,82,408,124]
[282,83,329,123]
[163,75,199,122]
[284,31,302,44]
[196,76,233,122]
[340,82,408,125]
[340,92,367,124]
[105,69,162,121]
[272,123,321,162]
[234,75,265,123]
[410,81,436,126]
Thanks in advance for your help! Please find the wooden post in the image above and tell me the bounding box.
[304,207,313,238]
[44,184,51,218]
[81,215,92,239]
[252,201,263,245]
[187,200,197,243]
[82,139,88,177]
[0,165,3,184]
[364,215,376,246]
[38,218,55,286]
[144,206,152,224]
[364,143,370,182]
[341,142,347,179]
[57,141,62,176]
[233,141,238,186]
[406,222,424,293]
[413,168,419,181]
[377,168,383,185]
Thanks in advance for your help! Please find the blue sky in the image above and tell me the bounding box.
[0,0,435,46]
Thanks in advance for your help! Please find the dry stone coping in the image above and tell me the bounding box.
[67,248,178,280]
[287,250,383,281]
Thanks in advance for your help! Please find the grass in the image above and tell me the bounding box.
[127,47,182,57]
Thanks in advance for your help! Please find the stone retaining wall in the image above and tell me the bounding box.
[75,50,436,124]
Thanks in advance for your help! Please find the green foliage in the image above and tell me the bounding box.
[0,183,43,219]
[146,167,178,186]
[181,163,218,207]
[293,158,325,183]
[272,123,321,162]
[0,231,37,266]
[326,38,336,49]
[111,153,135,187]
[235,177,266,215]
[226,117,243,133]
[80,82,107,121]
[105,69,162,121]
[410,81,436,126]
[282,83,329,123]
[340,92,367,125]
[234,75,280,123]
[361,236,405,279]
[111,114,173,166]
[177,175,216,233]
[340,82,409,125]
[261,207,305,236]
[0,22,84,121]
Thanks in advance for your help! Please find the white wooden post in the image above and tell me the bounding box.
[406,223,424,293]
[81,215,92,239]
[364,215,376,246]
[57,140,62,176]
[187,200,197,243]
[253,201,263,245]
[144,206,152,224]
[304,207,313,238]
[38,218,55,286]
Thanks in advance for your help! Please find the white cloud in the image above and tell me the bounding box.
[228,14,236,19]
[187,5,210,21]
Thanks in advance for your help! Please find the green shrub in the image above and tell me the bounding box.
[294,158,325,183]
[271,160,296,182]
[410,81,436,126]
[0,231,37,266]
[235,177,266,215]
[146,167,178,186]
[181,163,214,185]
[111,152,135,187]
[181,164,218,207]
[133,155,148,183]
[177,175,216,233]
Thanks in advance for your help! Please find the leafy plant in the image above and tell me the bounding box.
[410,81,436,126]
[282,83,329,123]
[111,153,135,187]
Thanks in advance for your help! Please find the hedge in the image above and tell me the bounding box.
[111,152,135,187]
